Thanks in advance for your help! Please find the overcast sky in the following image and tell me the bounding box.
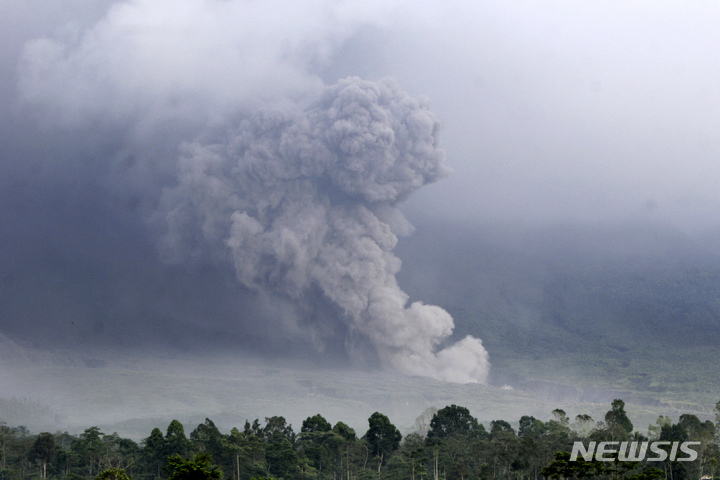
[5,1,720,229]
[2,0,720,359]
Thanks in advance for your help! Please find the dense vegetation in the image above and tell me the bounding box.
[1,399,719,480]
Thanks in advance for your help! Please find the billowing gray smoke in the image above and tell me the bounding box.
[160,77,489,383]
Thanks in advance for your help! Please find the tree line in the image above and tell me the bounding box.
[1,399,719,480]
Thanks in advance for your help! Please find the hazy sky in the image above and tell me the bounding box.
[5,1,720,228]
[2,0,720,358]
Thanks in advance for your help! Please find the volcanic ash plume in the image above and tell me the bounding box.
[160,77,489,383]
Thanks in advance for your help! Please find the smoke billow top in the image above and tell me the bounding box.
[160,77,489,383]
[12,0,489,382]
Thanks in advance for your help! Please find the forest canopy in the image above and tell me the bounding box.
[1,399,719,480]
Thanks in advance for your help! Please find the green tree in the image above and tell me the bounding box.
[165,452,223,480]
[52,431,78,477]
[265,438,298,479]
[301,415,331,434]
[659,421,692,480]
[398,433,428,480]
[490,420,516,438]
[72,427,107,476]
[261,417,297,478]
[488,421,518,479]
[427,405,485,442]
[0,422,13,470]
[332,422,358,480]
[262,417,294,445]
[648,416,672,441]
[332,422,355,442]
[102,433,140,471]
[298,415,335,479]
[677,414,717,480]
[364,412,401,473]
[143,427,167,479]
[573,415,594,440]
[605,399,633,435]
[541,451,605,480]
[238,421,268,479]
[191,419,228,474]
[538,410,575,476]
[552,409,570,426]
[519,416,547,439]
[11,431,35,479]
[714,400,720,443]
[96,467,133,480]
[29,432,57,479]
[166,420,192,458]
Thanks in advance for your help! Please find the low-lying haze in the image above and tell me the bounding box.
[2,0,720,433]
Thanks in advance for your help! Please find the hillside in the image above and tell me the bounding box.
[396,220,720,411]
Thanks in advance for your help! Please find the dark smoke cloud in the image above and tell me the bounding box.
[159,77,488,382]
[5,0,488,383]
